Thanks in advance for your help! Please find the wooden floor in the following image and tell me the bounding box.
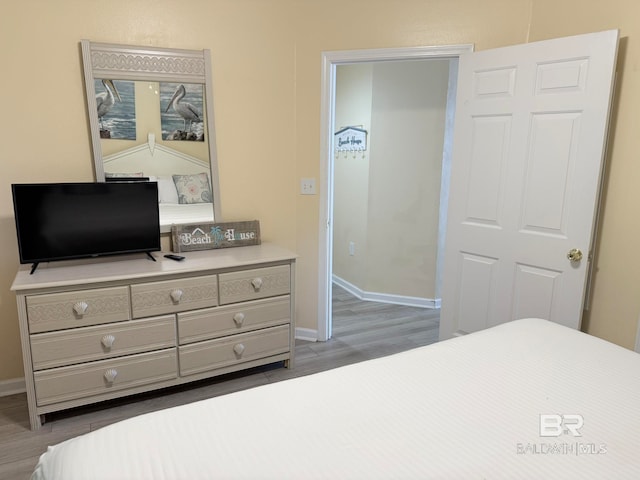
[0,285,439,479]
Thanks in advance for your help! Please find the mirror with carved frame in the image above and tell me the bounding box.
[80,40,222,233]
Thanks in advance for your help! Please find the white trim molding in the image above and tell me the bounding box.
[0,377,26,397]
[635,314,640,353]
[295,327,318,342]
[333,275,441,309]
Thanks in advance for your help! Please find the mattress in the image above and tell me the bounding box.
[31,318,640,479]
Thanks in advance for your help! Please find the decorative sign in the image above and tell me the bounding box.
[334,126,367,152]
[171,220,261,252]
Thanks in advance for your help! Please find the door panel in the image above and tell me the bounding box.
[440,30,618,339]
[457,253,498,334]
[465,116,510,226]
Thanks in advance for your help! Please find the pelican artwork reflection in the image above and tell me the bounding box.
[96,79,121,137]
[162,83,205,141]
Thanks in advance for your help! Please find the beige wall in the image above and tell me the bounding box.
[0,0,298,382]
[333,64,373,290]
[334,60,449,299]
[525,0,640,362]
[2,0,639,385]
[366,60,449,299]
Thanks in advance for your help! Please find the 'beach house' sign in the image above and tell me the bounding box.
[171,220,261,252]
[334,126,367,152]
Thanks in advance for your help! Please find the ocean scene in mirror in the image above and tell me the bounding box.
[94,79,136,140]
[160,82,205,141]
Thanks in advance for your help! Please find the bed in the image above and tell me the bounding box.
[31,318,640,479]
[103,140,214,226]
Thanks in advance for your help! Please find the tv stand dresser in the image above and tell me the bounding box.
[11,243,296,430]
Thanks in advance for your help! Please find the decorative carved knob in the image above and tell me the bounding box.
[233,312,245,326]
[170,289,183,303]
[73,301,89,316]
[104,368,118,383]
[101,334,116,349]
[233,343,245,356]
[251,277,263,291]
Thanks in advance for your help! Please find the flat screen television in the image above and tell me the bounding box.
[12,182,161,273]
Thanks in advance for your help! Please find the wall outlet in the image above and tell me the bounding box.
[300,178,316,195]
[349,241,355,256]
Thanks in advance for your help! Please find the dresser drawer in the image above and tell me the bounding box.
[30,315,176,371]
[218,265,290,305]
[178,296,290,345]
[179,325,290,376]
[26,286,131,334]
[34,349,177,406]
[131,275,218,318]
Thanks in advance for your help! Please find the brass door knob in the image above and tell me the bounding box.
[567,248,583,262]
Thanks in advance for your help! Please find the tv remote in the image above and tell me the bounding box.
[164,254,185,261]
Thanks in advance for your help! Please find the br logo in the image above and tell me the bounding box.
[539,414,584,437]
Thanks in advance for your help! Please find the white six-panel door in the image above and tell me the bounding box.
[440,30,618,340]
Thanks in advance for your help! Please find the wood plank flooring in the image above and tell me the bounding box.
[0,285,439,479]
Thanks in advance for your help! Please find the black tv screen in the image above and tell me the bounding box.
[12,182,161,270]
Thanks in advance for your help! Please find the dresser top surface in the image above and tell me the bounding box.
[12,243,296,292]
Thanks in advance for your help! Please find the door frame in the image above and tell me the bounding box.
[317,44,473,341]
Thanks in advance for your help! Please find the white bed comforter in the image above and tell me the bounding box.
[31,319,640,479]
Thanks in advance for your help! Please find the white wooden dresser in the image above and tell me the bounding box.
[11,243,296,430]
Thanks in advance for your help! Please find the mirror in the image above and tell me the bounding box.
[80,40,222,232]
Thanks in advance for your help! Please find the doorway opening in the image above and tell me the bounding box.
[318,45,473,342]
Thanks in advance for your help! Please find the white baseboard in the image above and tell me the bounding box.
[295,327,318,342]
[0,377,25,397]
[332,275,441,309]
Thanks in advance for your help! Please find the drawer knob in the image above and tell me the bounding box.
[251,277,263,290]
[104,368,118,383]
[73,301,89,317]
[101,334,116,349]
[233,343,245,356]
[170,289,183,303]
[233,312,245,326]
